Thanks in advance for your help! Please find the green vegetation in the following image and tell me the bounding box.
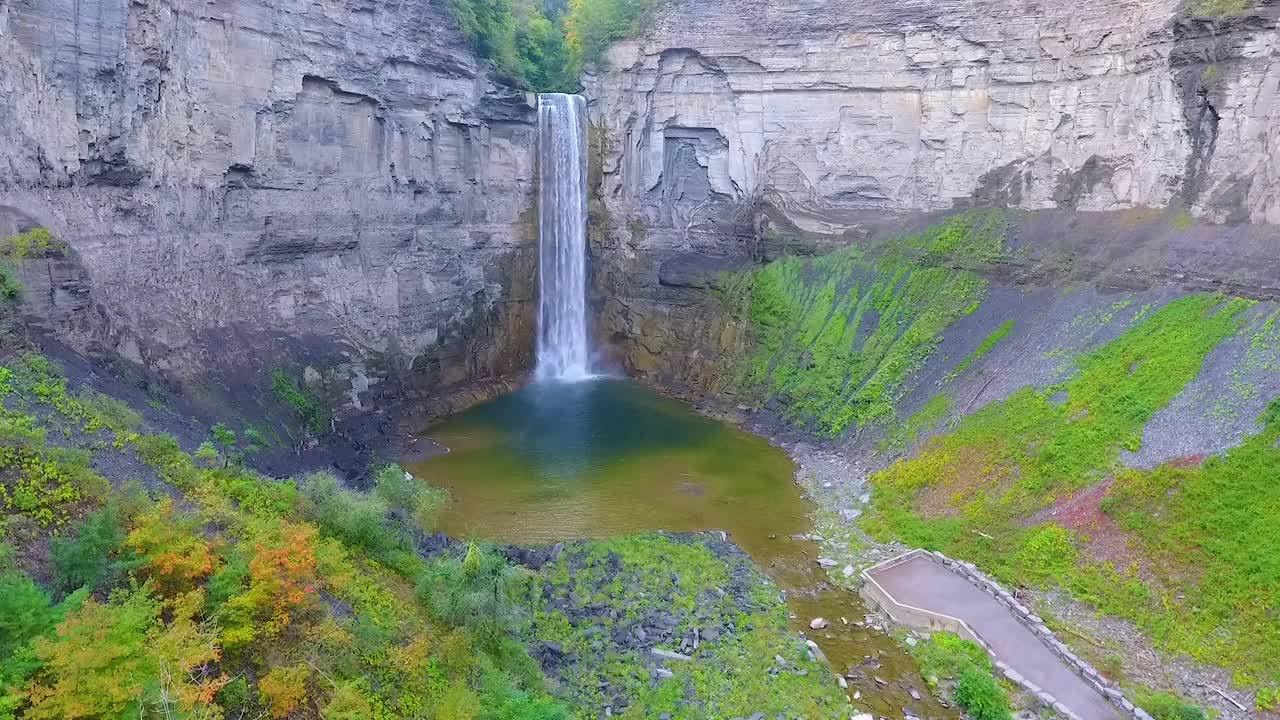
[1188,0,1252,17]
[526,535,849,719]
[863,294,1280,686]
[49,506,134,594]
[946,319,1014,381]
[564,0,653,69]
[269,366,331,437]
[446,0,653,91]
[0,229,64,304]
[880,393,952,453]
[3,351,842,718]
[0,265,20,303]
[911,632,1011,720]
[1100,398,1280,685]
[0,229,61,260]
[0,352,570,719]
[1135,690,1208,720]
[718,210,1009,435]
[1256,686,1279,711]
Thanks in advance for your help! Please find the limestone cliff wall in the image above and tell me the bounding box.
[585,0,1280,381]
[0,0,537,406]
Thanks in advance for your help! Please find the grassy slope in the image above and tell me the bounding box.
[0,352,563,720]
[0,351,847,719]
[721,214,1280,704]
[860,294,1280,687]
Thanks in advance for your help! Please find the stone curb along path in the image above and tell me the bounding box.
[862,549,1155,720]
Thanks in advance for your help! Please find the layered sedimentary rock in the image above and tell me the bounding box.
[0,0,537,405]
[584,0,1280,380]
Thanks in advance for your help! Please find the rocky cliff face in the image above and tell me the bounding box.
[0,0,537,407]
[585,0,1280,381]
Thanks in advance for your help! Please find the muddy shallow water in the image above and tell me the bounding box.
[406,378,955,718]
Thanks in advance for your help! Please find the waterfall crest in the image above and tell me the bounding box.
[536,93,591,382]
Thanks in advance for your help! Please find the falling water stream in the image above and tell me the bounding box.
[405,92,956,718]
[536,93,591,382]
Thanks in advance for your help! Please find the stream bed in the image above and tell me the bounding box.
[406,378,955,719]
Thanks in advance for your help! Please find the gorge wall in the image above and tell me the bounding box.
[0,0,537,408]
[585,0,1280,382]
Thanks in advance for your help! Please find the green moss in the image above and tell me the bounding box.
[1199,65,1222,88]
[946,319,1015,381]
[863,293,1280,683]
[724,211,1009,435]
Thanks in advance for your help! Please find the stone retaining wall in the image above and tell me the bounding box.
[927,550,1154,720]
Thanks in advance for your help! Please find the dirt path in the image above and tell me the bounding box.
[868,553,1122,720]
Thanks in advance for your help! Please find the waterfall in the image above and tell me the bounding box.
[536,93,591,382]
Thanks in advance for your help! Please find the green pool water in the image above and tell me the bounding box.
[406,378,954,717]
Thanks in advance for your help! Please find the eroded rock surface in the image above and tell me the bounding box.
[584,0,1279,380]
[0,0,537,405]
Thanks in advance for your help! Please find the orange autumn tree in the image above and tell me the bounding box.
[220,521,321,648]
[257,664,310,719]
[127,499,218,594]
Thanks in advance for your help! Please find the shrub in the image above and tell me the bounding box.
[374,463,419,510]
[913,631,992,685]
[446,0,653,90]
[0,263,21,302]
[953,667,1013,720]
[565,0,653,69]
[23,590,158,720]
[1257,686,1280,711]
[0,229,60,259]
[220,521,320,646]
[1137,690,1207,720]
[73,388,141,435]
[301,472,402,555]
[215,676,251,714]
[126,499,218,594]
[1013,524,1079,587]
[50,506,133,595]
[375,464,449,534]
[0,571,59,659]
[420,542,526,647]
[269,367,331,436]
[258,664,309,720]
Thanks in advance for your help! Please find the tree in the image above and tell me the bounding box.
[21,591,158,719]
[49,505,132,595]
[0,572,58,659]
[419,543,525,647]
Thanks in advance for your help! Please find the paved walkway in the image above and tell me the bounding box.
[869,554,1121,720]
